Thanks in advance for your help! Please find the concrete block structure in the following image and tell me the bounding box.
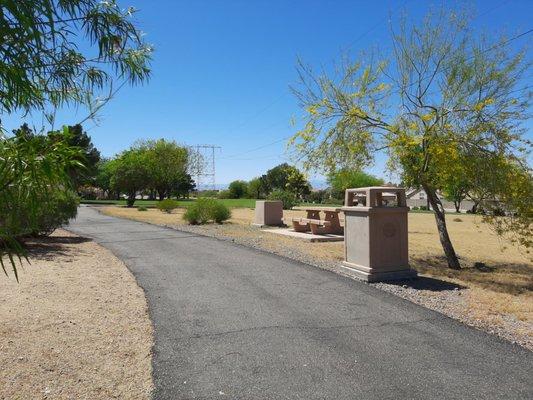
[341,187,416,282]
[252,200,284,227]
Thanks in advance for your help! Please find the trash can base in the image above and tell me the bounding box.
[340,261,417,282]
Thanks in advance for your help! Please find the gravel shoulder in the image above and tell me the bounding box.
[0,229,153,400]
[100,206,532,351]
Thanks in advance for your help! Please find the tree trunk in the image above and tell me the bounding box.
[423,184,461,269]
[158,190,166,201]
[454,200,461,213]
[127,191,136,207]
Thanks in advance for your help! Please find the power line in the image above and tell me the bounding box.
[219,134,293,160]
[342,0,411,51]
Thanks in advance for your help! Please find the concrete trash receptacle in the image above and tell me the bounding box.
[252,200,284,227]
[341,187,416,282]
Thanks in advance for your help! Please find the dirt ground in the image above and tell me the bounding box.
[0,229,153,400]
[101,205,532,350]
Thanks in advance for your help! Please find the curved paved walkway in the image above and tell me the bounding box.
[69,207,532,400]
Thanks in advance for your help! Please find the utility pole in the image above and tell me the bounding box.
[189,144,221,191]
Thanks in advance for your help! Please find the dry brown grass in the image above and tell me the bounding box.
[100,205,532,342]
[0,229,153,400]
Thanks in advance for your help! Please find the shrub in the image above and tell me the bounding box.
[267,189,298,210]
[453,217,463,222]
[3,189,80,237]
[212,202,231,223]
[138,206,148,211]
[157,199,180,213]
[184,198,231,224]
[419,205,428,211]
[34,189,80,236]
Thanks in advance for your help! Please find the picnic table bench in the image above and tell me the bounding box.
[291,206,343,235]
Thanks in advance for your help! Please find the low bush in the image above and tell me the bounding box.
[183,198,231,224]
[157,199,180,213]
[34,189,79,236]
[2,188,80,237]
[138,206,148,211]
[411,206,419,210]
[212,202,231,223]
[419,205,428,211]
[267,189,298,210]
[453,217,463,222]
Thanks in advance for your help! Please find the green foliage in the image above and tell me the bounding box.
[47,124,101,188]
[137,139,191,200]
[247,177,267,199]
[228,180,248,198]
[291,9,531,268]
[156,199,180,213]
[3,188,79,238]
[327,169,383,200]
[0,1,151,277]
[267,190,299,210]
[477,160,533,249]
[261,163,311,197]
[32,190,79,236]
[137,206,148,212]
[0,0,152,121]
[183,198,231,225]
[211,202,232,223]
[217,190,231,199]
[0,127,83,278]
[95,158,118,198]
[111,148,150,207]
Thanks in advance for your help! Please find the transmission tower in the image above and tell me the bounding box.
[189,144,221,191]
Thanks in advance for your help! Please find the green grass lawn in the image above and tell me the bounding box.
[81,198,257,208]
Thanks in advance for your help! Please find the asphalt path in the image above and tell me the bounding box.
[68,206,533,400]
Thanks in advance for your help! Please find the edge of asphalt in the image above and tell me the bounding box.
[68,205,531,355]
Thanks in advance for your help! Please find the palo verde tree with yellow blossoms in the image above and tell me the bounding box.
[290,10,532,269]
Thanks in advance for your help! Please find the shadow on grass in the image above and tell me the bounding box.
[411,255,533,295]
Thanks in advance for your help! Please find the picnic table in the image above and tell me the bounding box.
[291,206,343,235]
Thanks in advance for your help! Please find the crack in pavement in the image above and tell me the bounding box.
[182,317,439,340]
[98,235,199,244]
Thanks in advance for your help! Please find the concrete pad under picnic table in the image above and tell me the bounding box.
[262,227,344,242]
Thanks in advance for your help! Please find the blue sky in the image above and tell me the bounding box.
[4,0,532,186]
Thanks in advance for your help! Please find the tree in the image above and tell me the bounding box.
[327,169,384,200]
[112,149,150,207]
[247,177,267,199]
[48,124,101,188]
[291,10,531,269]
[139,139,189,200]
[95,158,119,199]
[262,163,311,198]
[0,0,151,126]
[173,173,196,199]
[228,180,248,199]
